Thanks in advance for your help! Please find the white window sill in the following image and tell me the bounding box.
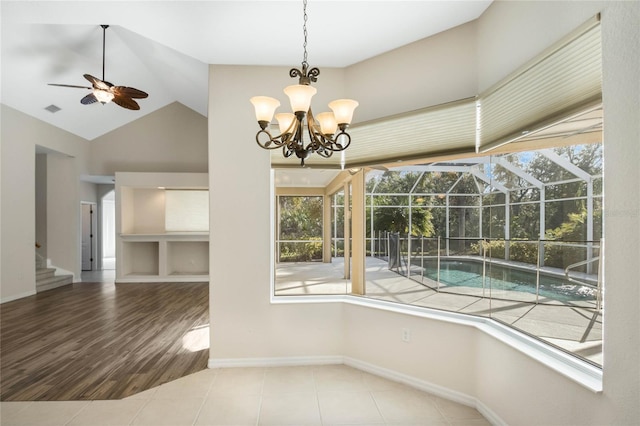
[270,293,603,393]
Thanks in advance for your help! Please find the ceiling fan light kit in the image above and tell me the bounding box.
[250,0,358,166]
[48,25,148,110]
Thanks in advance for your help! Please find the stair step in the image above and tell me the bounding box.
[36,268,56,279]
[36,274,73,293]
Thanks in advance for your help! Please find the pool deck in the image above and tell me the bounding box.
[275,257,603,366]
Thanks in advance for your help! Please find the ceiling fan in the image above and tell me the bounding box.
[48,25,148,110]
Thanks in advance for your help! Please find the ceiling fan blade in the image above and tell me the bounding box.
[113,95,140,110]
[81,93,98,105]
[113,86,148,99]
[84,74,111,90]
[48,83,92,90]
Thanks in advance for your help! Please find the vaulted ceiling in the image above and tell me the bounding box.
[1,1,492,140]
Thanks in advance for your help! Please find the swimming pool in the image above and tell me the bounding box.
[420,259,597,303]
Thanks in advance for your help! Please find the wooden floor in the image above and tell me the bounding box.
[0,281,209,401]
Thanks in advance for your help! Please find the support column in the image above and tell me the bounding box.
[504,194,510,260]
[446,194,450,256]
[351,170,366,295]
[539,186,546,266]
[322,194,332,263]
[587,179,594,274]
[343,182,351,280]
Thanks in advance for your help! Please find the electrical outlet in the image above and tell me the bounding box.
[402,328,411,342]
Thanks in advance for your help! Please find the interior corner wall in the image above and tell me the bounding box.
[47,154,80,278]
[1,105,89,302]
[210,2,639,423]
[96,184,115,271]
[90,102,207,176]
[476,1,606,93]
[1,107,37,302]
[343,2,639,425]
[470,1,639,424]
[345,20,478,123]
[80,181,98,204]
[208,65,345,361]
[35,154,48,263]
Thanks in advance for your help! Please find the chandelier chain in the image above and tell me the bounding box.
[302,0,308,68]
[250,0,358,166]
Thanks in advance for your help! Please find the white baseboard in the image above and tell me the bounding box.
[342,356,475,406]
[207,354,506,426]
[1,290,36,304]
[208,355,343,369]
[476,399,509,426]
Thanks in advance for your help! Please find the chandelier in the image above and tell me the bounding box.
[250,0,359,166]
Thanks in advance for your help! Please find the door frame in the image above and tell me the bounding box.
[81,202,98,271]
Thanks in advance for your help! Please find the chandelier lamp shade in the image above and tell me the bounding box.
[250,0,358,166]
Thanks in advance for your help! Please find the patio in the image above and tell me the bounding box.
[275,257,603,366]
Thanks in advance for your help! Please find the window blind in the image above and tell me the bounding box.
[477,15,602,153]
[271,97,477,168]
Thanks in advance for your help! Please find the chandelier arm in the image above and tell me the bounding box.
[283,145,295,158]
[317,131,352,152]
[314,144,334,158]
[250,0,357,166]
[255,129,287,150]
[306,110,352,152]
[255,119,300,150]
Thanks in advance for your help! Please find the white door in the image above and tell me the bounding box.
[81,203,94,271]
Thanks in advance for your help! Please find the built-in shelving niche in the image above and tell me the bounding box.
[115,172,209,283]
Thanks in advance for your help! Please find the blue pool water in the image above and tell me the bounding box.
[421,259,596,303]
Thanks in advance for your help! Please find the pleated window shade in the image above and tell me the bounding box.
[270,98,477,168]
[270,15,601,167]
[346,98,477,166]
[477,15,602,153]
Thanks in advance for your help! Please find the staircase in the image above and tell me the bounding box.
[36,267,73,292]
[35,252,73,292]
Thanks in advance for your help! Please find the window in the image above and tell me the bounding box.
[276,196,323,262]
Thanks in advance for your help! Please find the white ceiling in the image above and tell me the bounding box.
[1,1,492,141]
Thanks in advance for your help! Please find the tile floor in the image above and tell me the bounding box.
[1,365,490,426]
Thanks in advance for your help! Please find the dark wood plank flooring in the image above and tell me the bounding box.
[0,281,209,401]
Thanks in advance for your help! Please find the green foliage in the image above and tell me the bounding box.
[279,196,322,240]
[370,144,603,269]
[279,239,323,262]
[278,196,323,262]
[543,207,600,270]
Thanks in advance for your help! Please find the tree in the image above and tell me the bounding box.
[278,196,323,262]
[369,171,434,236]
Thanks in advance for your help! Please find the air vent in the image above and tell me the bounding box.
[45,104,61,113]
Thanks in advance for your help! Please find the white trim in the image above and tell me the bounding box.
[208,355,343,369]
[115,276,209,284]
[268,293,603,392]
[344,356,507,426]
[206,354,508,426]
[1,290,36,304]
[476,399,509,426]
[343,356,475,406]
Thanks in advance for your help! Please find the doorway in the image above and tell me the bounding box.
[81,202,97,271]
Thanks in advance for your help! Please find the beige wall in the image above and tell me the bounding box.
[47,154,80,277]
[1,105,90,301]
[208,65,346,361]
[90,102,207,175]
[346,20,477,123]
[1,101,208,302]
[207,1,639,424]
[35,154,48,262]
